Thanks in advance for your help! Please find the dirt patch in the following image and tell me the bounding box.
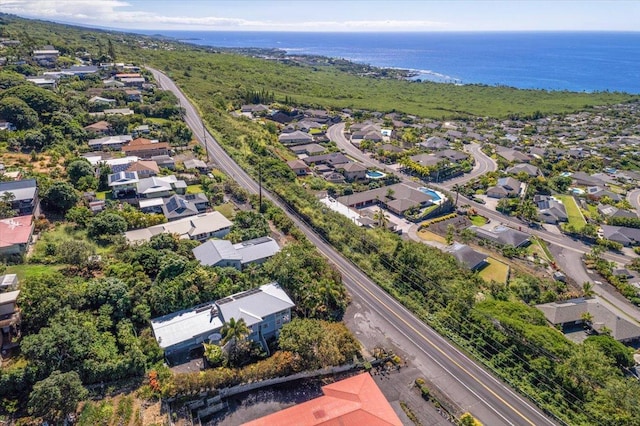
[140,400,166,426]
[1,152,65,174]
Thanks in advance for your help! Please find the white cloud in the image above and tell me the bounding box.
[0,0,449,31]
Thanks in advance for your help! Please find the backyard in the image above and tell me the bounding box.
[556,195,586,231]
[478,257,510,284]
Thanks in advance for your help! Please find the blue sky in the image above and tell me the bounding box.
[1,0,638,32]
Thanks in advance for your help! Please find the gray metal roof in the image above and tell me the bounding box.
[0,179,37,202]
[151,282,294,349]
[193,239,241,266]
[235,237,281,264]
[217,282,294,327]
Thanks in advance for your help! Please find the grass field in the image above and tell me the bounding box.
[417,229,447,244]
[479,257,510,284]
[469,215,488,226]
[186,184,203,194]
[5,264,63,281]
[556,195,586,231]
[214,202,236,219]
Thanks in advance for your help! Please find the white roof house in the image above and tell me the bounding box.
[151,282,294,356]
[124,211,233,243]
[192,236,281,270]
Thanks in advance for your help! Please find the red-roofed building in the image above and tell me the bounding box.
[0,215,34,256]
[122,138,170,159]
[243,373,402,426]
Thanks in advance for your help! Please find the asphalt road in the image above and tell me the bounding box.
[627,188,640,213]
[148,67,557,426]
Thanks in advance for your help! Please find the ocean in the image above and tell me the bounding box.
[138,31,640,94]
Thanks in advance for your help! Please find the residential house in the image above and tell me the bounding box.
[409,153,442,168]
[60,65,98,77]
[108,171,139,198]
[124,211,233,243]
[435,149,469,164]
[496,148,532,163]
[289,143,326,156]
[534,195,568,224]
[244,373,402,426]
[0,216,34,256]
[601,225,640,246]
[125,89,142,102]
[572,172,605,187]
[303,153,350,168]
[100,108,134,116]
[88,96,116,105]
[338,162,367,181]
[126,160,159,178]
[536,298,640,342]
[586,186,622,202]
[120,77,145,88]
[0,121,16,131]
[183,159,209,172]
[448,243,489,271]
[0,290,22,352]
[597,204,637,219]
[286,159,311,176]
[151,155,176,170]
[240,104,269,116]
[0,179,38,215]
[122,138,170,158]
[193,236,281,270]
[103,78,125,89]
[419,136,449,150]
[487,177,522,199]
[162,193,209,221]
[150,282,294,359]
[87,135,132,150]
[469,225,530,248]
[84,120,111,135]
[278,131,314,146]
[137,175,186,199]
[506,163,541,177]
[87,155,140,173]
[32,46,59,66]
[132,124,151,136]
[336,183,435,216]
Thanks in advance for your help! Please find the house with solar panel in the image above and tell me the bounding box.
[108,171,140,198]
[150,282,294,361]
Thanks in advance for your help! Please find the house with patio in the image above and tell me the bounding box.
[150,282,294,361]
[108,171,139,198]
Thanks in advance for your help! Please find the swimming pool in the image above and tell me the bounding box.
[418,187,441,200]
[366,170,387,179]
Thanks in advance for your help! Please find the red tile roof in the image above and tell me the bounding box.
[243,373,402,426]
[0,215,33,248]
[122,138,170,153]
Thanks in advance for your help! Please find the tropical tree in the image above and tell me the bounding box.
[28,371,87,423]
[42,181,79,213]
[221,317,250,345]
[203,343,224,367]
[373,207,389,228]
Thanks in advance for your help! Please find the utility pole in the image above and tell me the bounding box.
[201,119,209,161]
[258,161,263,213]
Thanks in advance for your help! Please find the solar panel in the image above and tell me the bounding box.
[217,297,233,305]
[195,304,214,313]
[234,288,262,300]
[165,197,178,212]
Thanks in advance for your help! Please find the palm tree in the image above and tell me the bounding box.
[582,281,595,298]
[452,184,461,207]
[221,317,250,346]
[373,207,389,228]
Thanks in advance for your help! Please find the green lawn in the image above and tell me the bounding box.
[478,257,510,284]
[556,195,586,231]
[186,184,203,194]
[5,264,63,281]
[214,203,236,219]
[469,215,488,226]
